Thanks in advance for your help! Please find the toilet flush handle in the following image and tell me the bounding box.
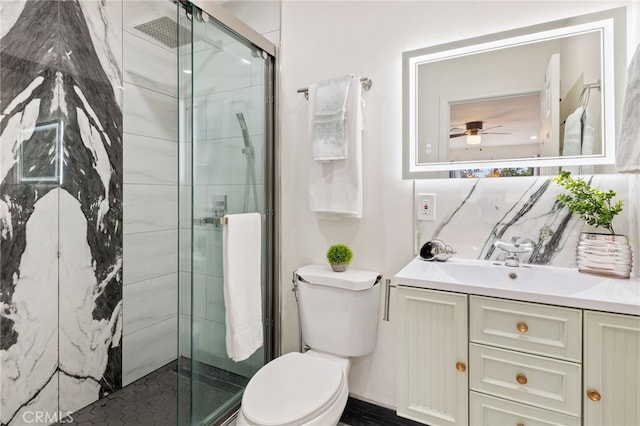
[383,278,396,321]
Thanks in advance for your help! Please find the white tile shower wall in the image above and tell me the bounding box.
[122,316,178,386]
[123,273,179,335]
[415,174,637,272]
[123,83,178,141]
[280,0,638,410]
[122,1,179,386]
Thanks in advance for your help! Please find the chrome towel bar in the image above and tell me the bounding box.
[297,77,373,99]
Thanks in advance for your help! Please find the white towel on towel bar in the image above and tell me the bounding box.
[222,213,263,362]
[308,77,364,218]
[563,106,584,157]
[562,106,584,174]
[616,43,640,173]
[312,75,352,160]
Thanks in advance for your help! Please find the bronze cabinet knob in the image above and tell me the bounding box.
[516,373,528,385]
[587,389,601,401]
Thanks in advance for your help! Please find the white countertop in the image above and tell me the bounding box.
[394,257,640,316]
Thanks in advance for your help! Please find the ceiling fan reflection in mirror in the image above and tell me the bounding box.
[449,121,511,145]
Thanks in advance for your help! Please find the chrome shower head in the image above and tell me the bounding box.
[134,17,191,49]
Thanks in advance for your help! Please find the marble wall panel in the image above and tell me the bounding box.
[0,0,123,422]
[415,174,633,270]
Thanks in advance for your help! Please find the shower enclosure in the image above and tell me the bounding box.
[176,1,276,424]
[0,0,274,423]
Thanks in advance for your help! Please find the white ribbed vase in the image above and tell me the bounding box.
[576,233,633,279]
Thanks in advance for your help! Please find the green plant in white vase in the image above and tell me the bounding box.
[551,170,631,278]
[326,244,353,272]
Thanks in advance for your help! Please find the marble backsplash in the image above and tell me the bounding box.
[415,174,639,277]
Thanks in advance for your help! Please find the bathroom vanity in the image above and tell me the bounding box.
[394,257,640,426]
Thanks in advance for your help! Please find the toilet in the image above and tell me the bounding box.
[237,264,381,426]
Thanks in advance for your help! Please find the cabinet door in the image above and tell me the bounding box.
[584,311,640,426]
[396,287,468,426]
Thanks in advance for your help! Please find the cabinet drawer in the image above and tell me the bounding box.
[469,344,581,416]
[470,392,580,426]
[470,296,582,362]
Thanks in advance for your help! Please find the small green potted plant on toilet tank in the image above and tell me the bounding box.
[326,244,353,272]
[552,170,631,278]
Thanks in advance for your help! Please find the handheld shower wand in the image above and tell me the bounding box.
[236,112,251,149]
[236,113,259,213]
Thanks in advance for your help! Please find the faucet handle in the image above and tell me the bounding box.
[494,237,536,253]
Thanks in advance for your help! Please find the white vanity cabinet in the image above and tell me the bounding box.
[395,286,640,426]
[583,311,640,426]
[396,287,468,426]
[469,296,583,425]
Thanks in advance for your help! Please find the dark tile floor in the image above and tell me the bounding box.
[57,362,179,426]
[340,398,423,426]
[54,361,418,426]
[56,359,247,426]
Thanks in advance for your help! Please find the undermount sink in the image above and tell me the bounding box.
[395,256,640,315]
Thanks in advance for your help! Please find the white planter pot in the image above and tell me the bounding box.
[330,263,348,272]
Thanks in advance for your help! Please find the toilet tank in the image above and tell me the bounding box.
[295,265,381,357]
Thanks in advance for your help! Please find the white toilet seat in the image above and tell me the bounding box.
[240,352,346,426]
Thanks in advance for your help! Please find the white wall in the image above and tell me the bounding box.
[280,0,639,408]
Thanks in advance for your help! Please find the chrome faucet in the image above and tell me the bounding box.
[493,236,537,267]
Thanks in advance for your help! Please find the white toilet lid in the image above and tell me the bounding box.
[242,352,345,426]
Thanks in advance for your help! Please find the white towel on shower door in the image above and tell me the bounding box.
[222,213,263,362]
[308,77,364,218]
[616,43,640,173]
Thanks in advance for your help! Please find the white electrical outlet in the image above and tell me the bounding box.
[416,193,436,222]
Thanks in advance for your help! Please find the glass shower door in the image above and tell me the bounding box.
[177,2,274,425]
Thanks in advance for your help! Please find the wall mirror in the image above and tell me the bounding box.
[402,7,626,179]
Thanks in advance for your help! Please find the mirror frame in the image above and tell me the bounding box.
[402,7,626,179]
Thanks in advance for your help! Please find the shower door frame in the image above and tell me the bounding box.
[177,0,280,422]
